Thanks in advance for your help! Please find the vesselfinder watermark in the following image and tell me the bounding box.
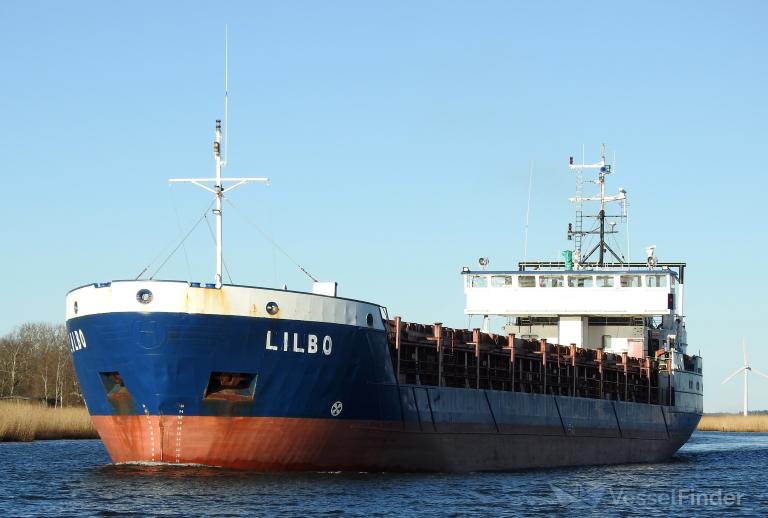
[548,482,745,509]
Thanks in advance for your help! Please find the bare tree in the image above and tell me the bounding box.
[1,322,80,406]
[0,328,31,397]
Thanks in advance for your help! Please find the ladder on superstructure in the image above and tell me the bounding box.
[574,167,584,255]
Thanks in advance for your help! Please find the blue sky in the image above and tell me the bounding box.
[1,1,766,412]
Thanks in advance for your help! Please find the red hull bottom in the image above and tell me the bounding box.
[92,415,693,472]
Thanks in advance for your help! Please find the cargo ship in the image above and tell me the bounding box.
[65,118,702,470]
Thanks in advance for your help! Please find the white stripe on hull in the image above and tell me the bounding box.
[66,280,385,330]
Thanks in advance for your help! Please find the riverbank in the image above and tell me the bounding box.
[697,414,768,432]
[3,402,765,440]
[0,401,97,441]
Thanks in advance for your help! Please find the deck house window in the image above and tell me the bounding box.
[596,275,614,287]
[491,275,514,287]
[470,275,488,288]
[518,275,536,288]
[646,274,668,287]
[568,275,593,288]
[539,275,564,288]
[620,275,642,287]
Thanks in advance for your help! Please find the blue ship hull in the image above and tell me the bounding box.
[69,311,397,420]
[67,310,701,471]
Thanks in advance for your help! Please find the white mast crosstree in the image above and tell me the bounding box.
[170,27,268,288]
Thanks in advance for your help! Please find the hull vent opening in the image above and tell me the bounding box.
[204,372,257,401]
[99,371,138,415]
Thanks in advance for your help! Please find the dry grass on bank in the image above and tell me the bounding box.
[698,414,768,432]
[0,401,98,441]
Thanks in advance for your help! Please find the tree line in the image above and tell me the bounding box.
[0,322,82,407]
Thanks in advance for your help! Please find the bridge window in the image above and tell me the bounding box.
[518,275,536,288]
[470,275,488,288]
[491,275,514,287]
[596,275,614,287]
[568,275,593,288]
[539,275,564,288]
[646,274,668,287]
[620,275,642,287]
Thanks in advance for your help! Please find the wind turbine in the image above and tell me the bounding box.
[721,340,768,416]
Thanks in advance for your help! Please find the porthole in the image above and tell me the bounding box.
[266,301,279,315]
[73,301,78,314]
[366,313,374,327]
[136,289,153,304]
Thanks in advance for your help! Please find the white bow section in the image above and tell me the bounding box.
[65,281,385,330]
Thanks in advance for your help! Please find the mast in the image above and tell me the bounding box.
[598,209,605,265]
[567,145,627,267]
[169,28,268,288]
[214,119,224,286]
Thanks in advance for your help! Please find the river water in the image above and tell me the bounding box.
[0,432,765,517]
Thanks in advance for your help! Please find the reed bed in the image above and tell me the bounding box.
[698,414,768,433]
[4,402,767,439]
[0,401,98,441]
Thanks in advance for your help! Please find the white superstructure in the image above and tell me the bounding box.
[462,148,688,360]
[463,265,685,358]
[464,269,677,317]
